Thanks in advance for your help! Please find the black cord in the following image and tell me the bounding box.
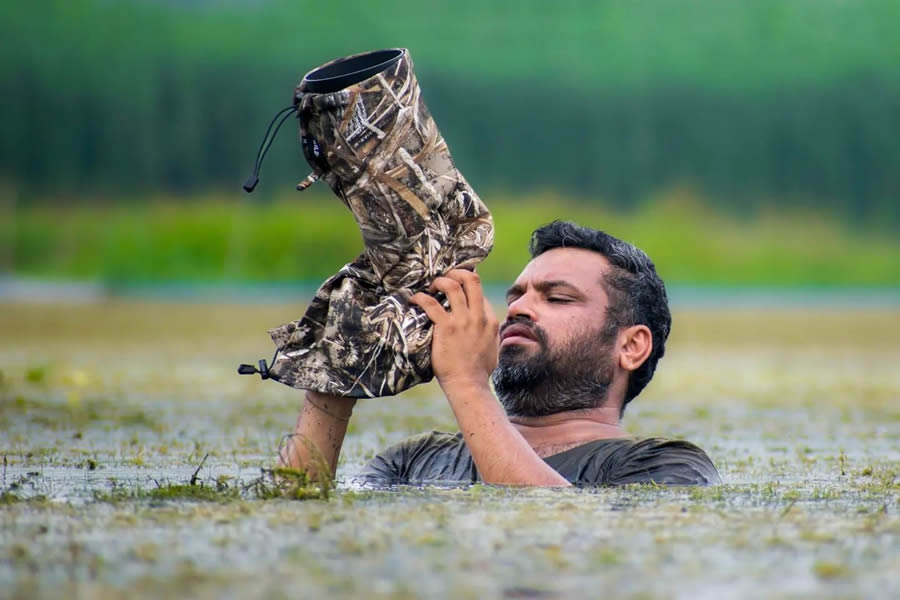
[243,105,298,193]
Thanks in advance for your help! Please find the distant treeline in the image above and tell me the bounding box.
[2,0,899,224]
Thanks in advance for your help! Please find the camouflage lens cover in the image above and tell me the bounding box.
[264,48,493,398]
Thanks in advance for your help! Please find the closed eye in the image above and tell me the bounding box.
[547,296,573,303]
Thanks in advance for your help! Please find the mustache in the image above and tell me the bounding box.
[499,317,548,347]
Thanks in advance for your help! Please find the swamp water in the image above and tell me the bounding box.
[0,301,897,599]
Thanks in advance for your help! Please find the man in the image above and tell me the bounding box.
[281,221,719,486]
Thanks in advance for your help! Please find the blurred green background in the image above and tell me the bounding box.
[2,0,899,289]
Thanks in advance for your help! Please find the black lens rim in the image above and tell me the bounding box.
[302,49,404,94]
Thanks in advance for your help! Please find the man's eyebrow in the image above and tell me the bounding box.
[505,283,525,300]
[535,280,584,296]
[504,280,584,300]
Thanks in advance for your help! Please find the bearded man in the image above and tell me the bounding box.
[281,221,720,486]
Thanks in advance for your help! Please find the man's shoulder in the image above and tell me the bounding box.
[395,430,465,452]
[357,430,471,485]
[374,430,465,462]
[608,436,721,486]
[553,436,720,486]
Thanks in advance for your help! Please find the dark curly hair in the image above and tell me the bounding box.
[529,221,671,412]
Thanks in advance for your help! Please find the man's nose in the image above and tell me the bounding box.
[506,291,538,322]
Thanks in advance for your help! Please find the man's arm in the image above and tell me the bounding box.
[441,378,570,486]
[279,391,356,479]
[411,270,570,487]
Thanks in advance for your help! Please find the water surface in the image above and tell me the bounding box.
[1,301,897,599]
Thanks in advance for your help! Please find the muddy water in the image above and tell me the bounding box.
[0,301,897,599]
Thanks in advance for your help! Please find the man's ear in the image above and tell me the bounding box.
[618,324,652,373]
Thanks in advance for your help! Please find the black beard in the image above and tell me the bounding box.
[491,319,616,418]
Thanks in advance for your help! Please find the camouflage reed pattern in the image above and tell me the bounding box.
[265,48,493,397]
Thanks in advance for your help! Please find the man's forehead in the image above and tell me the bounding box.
[514,247,611,290]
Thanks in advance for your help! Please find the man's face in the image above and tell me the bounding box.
[491,247,619,417]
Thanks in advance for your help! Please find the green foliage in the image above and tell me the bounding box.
[92,482,239,504]
[1,1,900,221]
[24,366,47,384]
[0,491,21,504]
[250,467,333,501]
[812,560,850,580]
[91,469,329,503]
[146,484,238,503]
[3,193,898,286]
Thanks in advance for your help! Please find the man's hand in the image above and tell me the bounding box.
[410,269,500,390]
[411,269,570,487]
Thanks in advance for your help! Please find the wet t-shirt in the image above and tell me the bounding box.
[358,431,720,486]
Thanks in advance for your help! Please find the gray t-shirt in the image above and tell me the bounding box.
[358,431,720,486]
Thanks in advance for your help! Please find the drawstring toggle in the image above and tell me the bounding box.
[237,359,271,379]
